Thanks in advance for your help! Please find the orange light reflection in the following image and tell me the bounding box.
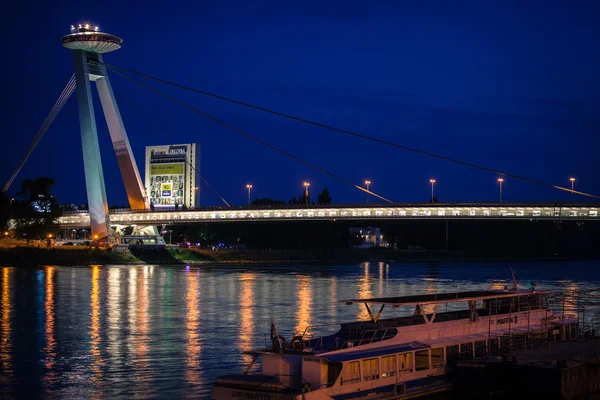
[295,275,312,335]
[357,263,372,321]
[44,267,56,374]
[238,272,256,359]
[90,265,103,378]
[0,268,12,374]
[185,269,202,385]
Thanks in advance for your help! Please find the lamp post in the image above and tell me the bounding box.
[303,182,310,205]
[365,180,371,204]
[246,184,252,206]
[569,178,575,202]
[429,179,436,203]
[498,178,504,203]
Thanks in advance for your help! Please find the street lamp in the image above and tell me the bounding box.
[365,180,371,204]
[429,179,436,203]
[498,178,504,202]
[246,184,252,206]
[569,178,575,202]
[303,182,310,205]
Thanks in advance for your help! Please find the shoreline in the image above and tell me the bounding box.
[1,246,599,267]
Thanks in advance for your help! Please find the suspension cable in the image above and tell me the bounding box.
[108,67,394,204]
[105,63,600,201]
[3,75,76,192]
[112,81,231,207]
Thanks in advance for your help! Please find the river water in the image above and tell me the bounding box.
[0,261,599,399]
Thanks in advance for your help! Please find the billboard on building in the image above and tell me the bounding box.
[145,144,200,209]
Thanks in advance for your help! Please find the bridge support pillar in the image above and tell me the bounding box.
[95,54,148,211]
[73,50,110,240]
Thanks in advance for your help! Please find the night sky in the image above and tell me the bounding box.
[3,1,600,207]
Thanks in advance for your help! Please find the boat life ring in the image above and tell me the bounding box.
[272,335,286,352]
[290,336,305,353]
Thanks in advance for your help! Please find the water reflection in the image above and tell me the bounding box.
[43,266,56,375]
[90,265,103,378]
[107,268,121,366]
[1,267,12,374]
[295,275,312,335]
[185,269,202,385]
[0,262,598,399]
[357,263,372,321]
[238,272,255,357]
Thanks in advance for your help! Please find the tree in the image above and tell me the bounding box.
[252,198,286,206]
[12,177,61,244]
[288,197,298,205]
[0,191,10,232]
[318,188,332,205]
[299,191,310,206]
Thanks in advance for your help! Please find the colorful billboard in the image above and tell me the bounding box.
[145,144,200,209]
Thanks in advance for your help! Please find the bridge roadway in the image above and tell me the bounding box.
[58,203,600,228]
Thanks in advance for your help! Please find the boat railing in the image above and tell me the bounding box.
[331,327,396,350]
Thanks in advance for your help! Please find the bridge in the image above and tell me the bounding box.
[58,203,599,228]
[5,23,600,243]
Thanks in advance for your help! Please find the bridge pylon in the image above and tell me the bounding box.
[62,24,148,241]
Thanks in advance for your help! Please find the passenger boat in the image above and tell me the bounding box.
[212,281,579,399]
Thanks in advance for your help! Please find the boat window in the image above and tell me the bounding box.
[362,358,379,381]
[460,343,473,360]
[474,340,487,358]
[327,362,343,387]
[489,338,499,356]
[415,350,430,371]
[381,355,396,378]
[399,353,413,373]
[446,345,459,365]
[431,347,444,367]
[341,361,361,385]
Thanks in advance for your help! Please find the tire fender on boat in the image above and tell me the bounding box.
[290,336,304,352]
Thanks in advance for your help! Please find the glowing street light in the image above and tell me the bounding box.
[246,184,253,206]
[365,180,371,204]
[569,178,576,202]
[498,178,504,202]
[429,179,436,203]
[303,182,310,205]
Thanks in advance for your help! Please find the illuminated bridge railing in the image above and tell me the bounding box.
[57,203,600,228]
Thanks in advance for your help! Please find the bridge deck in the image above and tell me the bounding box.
[58,203,599,228]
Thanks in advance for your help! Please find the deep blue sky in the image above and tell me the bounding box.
[3,1,599,206]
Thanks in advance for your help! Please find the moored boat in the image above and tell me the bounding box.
[212,282,582,399]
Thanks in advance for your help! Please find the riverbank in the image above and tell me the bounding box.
[0,246,598,266]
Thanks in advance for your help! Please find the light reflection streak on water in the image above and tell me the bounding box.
[107,268,121,365]
[357,263,372,321]
[90,265,103,378]
[137,267,149,371]
[295,275,312,335]
[238,272,255,359]
[44,267,56,375]
[127,268,138,363]
[185,269,201,385]
[0,268,12,374]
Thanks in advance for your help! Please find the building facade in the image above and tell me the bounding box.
[144,144,200,209]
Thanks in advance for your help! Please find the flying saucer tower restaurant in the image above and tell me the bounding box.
[62,24,148,240]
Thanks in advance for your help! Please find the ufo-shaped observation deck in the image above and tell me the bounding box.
[62,24,122,53]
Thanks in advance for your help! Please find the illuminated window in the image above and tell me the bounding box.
[341,361,360,385]
[362,358,379,381]
[399,353,413,373]
[431,348,444,367]
[415,350,430,371]
[381,356,396,378]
